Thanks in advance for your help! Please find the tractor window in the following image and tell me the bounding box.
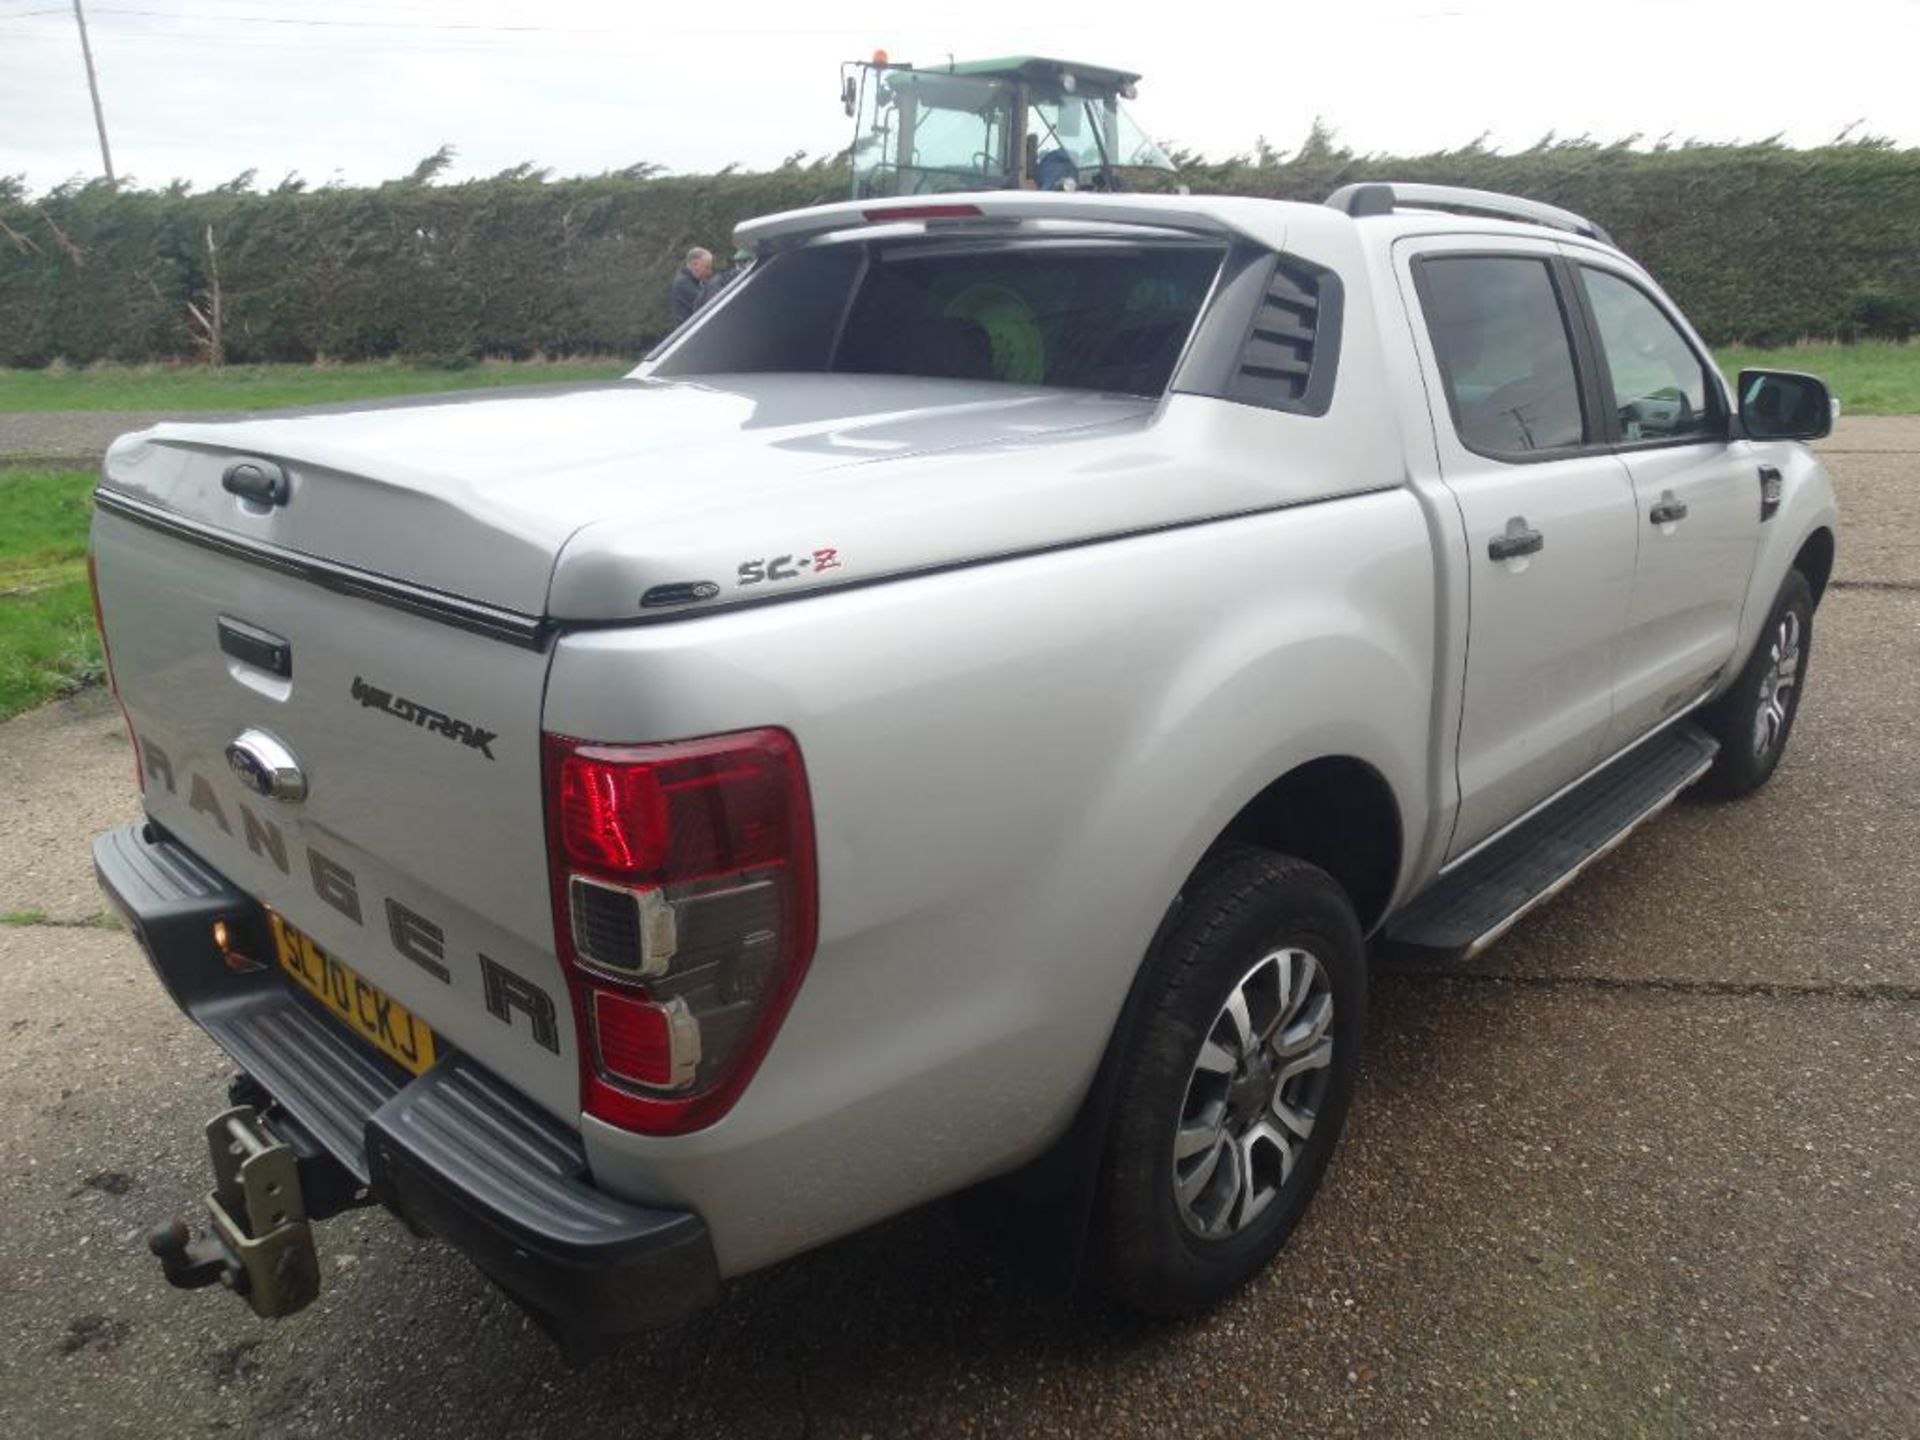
[906,105,1009,188]
[854,71,1015,197]
[647,237,1225,398]
[1028,99,1177,189]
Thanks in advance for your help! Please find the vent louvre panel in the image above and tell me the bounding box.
[1226,255,1332,411]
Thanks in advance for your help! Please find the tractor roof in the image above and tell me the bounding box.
[900,56,1142,92]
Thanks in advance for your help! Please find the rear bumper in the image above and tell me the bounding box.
[93,819,721,1336]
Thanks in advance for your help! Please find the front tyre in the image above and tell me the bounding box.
[1090,850,1365,1316]
[1698,569,1814,799]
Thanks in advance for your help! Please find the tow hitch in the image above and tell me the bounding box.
[147,1106,322,1319]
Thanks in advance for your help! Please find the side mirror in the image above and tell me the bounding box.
[1737,368,1834,441]
[842,77,857,118]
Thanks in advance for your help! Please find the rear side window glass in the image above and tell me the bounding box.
[651,237,1222,398]
[1420,256,1587,459]
[837,243,1221,395]
[833,242,1222,395]
[1579,267,1720,444]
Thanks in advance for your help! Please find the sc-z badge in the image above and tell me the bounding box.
[737,547,840,587]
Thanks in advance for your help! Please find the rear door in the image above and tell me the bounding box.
[1567,259,1764,752]
[1398,239,1640,860]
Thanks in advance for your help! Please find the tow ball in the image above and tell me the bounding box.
[147,1106,321,1319]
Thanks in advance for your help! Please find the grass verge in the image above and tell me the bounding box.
[0,468,99,720]
[0,357,632,412]
[1,909,122,929]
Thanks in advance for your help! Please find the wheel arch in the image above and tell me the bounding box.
[959,752,1405,1276]
[1794,525,1836,607]
[1208,754,1406,934]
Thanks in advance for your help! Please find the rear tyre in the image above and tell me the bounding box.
[1697,570,1814,799]
[1089,849,1365,1316]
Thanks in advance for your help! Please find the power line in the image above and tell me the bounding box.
[86,5,633,32]
[0,16,924,51]
[5,5,1098,39]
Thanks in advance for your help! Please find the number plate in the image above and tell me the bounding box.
[268,912,437,1075]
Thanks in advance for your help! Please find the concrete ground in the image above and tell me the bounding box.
[0,419,1916,1437]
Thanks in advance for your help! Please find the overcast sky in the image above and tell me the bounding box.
[4,0,1918,195]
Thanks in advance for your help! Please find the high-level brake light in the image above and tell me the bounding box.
[860,202,984,223]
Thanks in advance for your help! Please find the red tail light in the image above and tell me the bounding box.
[543,728,817,1135]
[86,553,144,794]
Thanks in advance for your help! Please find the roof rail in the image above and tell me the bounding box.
[1324,182,1614,246]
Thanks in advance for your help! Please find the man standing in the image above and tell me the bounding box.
[669,246,714,323]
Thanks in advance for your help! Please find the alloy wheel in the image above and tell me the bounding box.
[1171,947,1334,1239]
[1752,610,1802,759]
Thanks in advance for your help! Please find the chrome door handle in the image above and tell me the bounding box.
[1649,498,1690,525]
[1488,524,1544,561]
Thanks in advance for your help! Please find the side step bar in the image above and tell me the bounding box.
[1387,723,1719,956]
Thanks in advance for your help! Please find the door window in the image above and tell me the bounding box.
[1420,256,1588,459]
[1579,268,1720,444]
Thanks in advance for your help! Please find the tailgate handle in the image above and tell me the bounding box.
[218,616,292,677]
[222,459,290,507]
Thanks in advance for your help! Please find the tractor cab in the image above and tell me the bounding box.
[840,54,1179,198]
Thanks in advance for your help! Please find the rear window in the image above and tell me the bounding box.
[652,238,1224,398]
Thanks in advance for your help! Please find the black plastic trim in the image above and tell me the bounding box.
[205,988,406,1183]
[92,821,719,1335]
[367,1056,719,1333]
[1759,463,1785,521]
[93,489,551,652]
[221,459,290,507]
[1335,182,1396,218]
[90,819,260,1012]
[1172,241,1343,417]
[1328,181,1616,245]
[216,615,292,677]
[1387,722,1718,951]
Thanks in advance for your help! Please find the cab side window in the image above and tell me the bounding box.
[1579,267,1720,444]
[1420,255,1588,459]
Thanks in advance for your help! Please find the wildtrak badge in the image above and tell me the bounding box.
[350,675,498,760]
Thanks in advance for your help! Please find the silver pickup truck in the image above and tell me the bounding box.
[91,184,1837,1352]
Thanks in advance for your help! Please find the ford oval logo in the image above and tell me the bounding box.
[225,728,308,803]
[639,579,722,609]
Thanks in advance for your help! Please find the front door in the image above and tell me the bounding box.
[1569,261,1764,751]
[1401,242,1640,860]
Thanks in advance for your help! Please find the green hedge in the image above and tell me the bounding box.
[3,137,1917,366]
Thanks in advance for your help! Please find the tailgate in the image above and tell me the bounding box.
[91,504,579,1123]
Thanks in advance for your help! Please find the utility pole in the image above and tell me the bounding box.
[71,0,116,188]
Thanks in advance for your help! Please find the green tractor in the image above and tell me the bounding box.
[839,53,1181,198]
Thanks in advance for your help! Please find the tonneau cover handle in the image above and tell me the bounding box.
[222,459,290,507]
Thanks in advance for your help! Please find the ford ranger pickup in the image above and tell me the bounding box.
[89,183,1839,1351]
